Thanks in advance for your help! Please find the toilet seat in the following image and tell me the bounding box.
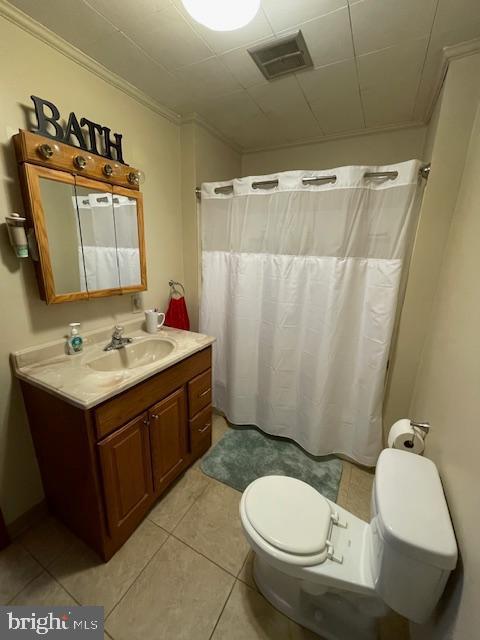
[242,476,333,566]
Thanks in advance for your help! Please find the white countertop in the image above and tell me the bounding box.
[11,319,215,410]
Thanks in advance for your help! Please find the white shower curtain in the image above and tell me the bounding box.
[199,161,422,465]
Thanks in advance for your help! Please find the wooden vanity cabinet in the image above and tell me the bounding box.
[20,346,212,560]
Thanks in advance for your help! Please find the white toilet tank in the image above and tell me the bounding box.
[368,449,457,623]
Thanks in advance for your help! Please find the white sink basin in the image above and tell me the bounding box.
[87,339,174,372]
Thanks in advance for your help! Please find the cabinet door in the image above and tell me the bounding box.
[98,412,153,538]
[149,388,187,495]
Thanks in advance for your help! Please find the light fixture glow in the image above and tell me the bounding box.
[181,0,260,31]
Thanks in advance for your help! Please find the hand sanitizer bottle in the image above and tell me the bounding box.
[67,322,84,355]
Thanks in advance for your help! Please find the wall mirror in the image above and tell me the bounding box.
[14,130,146,304]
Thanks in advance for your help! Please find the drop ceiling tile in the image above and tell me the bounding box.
[298,60,364,133]
[433,0,480,36]
[10,0,115,49]
[172,1,274,54]
[278,8,354,69]
[262,0,348,33]
[413,60,442,121]
[84,30,185,109]
[221,41,270,89]
[196,90,264,129]
[267,114,323,145]
[357,37,428,90]
[247,75,307,116]
[174,57,242,99]
[124,4,214,70]
[84,0,171,34]
[361,83,417,126]
[349,0,437,55]
[220,112,289,150]
[248,76,323,141]
[358,38,428,126]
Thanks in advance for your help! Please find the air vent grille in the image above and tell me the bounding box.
[248,31,313,81]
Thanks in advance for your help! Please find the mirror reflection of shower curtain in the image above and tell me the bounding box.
[74,193,140,291]
[199,161,423,466]
[113,195,141,287]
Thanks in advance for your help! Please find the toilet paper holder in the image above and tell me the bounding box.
[407,420,431,448]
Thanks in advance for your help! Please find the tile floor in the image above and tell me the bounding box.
[1,415,409,640]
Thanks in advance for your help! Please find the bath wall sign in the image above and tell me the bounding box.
[30,95,125,164]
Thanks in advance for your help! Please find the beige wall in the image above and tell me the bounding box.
[409,75,480,640]
[181,122,241,330]
[384,53,480,434]
[241,126,426,176]
[0,16,184,524]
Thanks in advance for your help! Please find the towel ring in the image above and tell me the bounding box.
[169,280,185,298]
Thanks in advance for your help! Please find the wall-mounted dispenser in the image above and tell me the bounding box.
[5,213,28,258]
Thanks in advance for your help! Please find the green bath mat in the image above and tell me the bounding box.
[200,426,342,501]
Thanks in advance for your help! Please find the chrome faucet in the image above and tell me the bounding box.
[104,325,133,351]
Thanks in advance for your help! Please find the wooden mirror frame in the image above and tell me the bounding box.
[14,130,147,304]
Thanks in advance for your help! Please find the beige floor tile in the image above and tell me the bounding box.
[11,571,77,606]
[174,481,250,575]
[106,536,234,640]
[148,466,211,532]
[49,519,168,614]
[335,461,352,508]
[212,581,320,640]
[350,464,375,493]
[212,414,229,444]
[0,543,42,604]
[345,485,371,522]
[20,516,77,567]
[237,550,257,590]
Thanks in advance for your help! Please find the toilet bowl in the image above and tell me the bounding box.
[239,449,458,640]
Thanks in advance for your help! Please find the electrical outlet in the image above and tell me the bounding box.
[131,293,143,314]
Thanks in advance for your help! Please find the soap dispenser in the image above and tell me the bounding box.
[67,322,83,355]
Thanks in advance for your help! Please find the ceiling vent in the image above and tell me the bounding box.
[248,31,313,81]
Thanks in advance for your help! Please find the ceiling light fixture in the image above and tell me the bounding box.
[181,0,260,31]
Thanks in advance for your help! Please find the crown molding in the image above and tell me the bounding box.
[0,0,181,125]
[424,37,480,122]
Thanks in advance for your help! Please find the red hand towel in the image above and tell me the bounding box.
[165,296,190,330]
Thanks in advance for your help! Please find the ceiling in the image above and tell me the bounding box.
[8,0,480,151]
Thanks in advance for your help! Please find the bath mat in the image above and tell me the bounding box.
[200,426,342,501]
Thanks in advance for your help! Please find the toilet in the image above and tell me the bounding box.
[239,449,457,640]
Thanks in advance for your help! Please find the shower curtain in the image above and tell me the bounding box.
[199,161,422,465]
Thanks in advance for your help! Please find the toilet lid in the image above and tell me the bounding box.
[244,476,332,556]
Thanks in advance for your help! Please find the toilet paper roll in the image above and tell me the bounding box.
[387,418,425,455]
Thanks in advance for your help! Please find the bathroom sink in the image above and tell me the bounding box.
[87,339,174,372]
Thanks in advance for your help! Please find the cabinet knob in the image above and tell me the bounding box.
[151,414,159,420]
[143,418,149,426]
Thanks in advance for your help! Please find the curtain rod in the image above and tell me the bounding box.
[195,164,431,198]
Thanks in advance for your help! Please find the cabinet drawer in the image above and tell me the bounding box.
[189,405,212,456]
[188,369,212,417]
